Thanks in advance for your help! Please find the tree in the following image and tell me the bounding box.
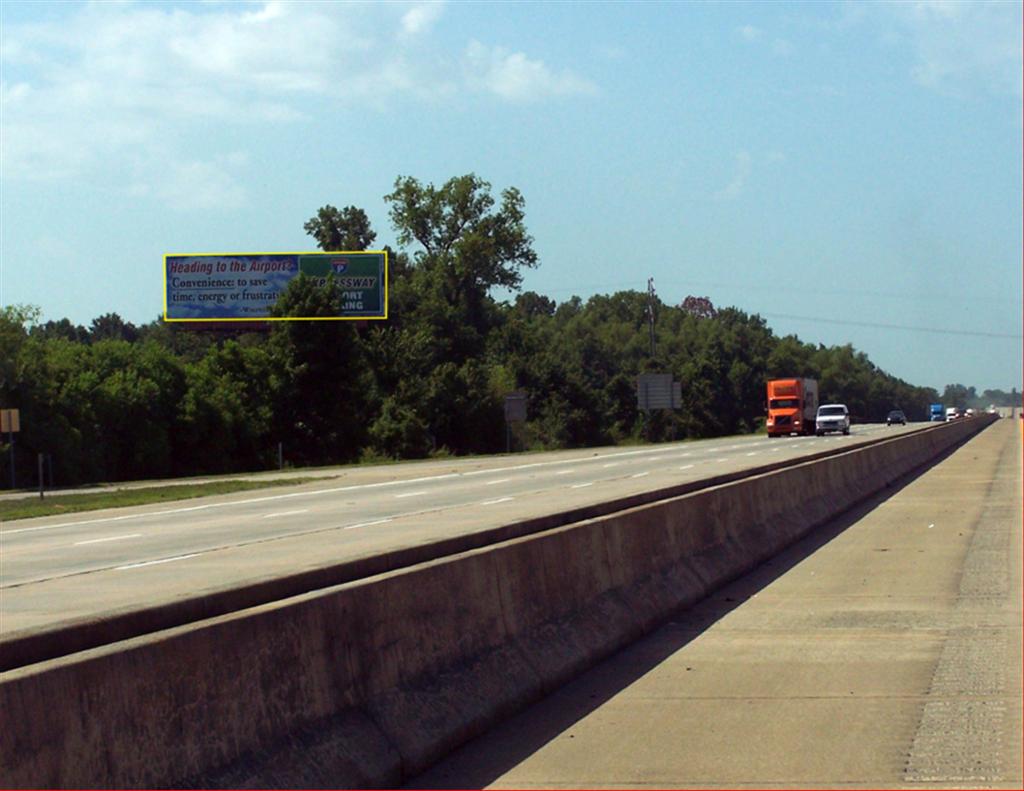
[303,205,377,251]
[514,291,556,319]
[31,318,90,344]
[268,275,369,465]
[0,304,40,394]
[941,383,976,410]
[385,174,538,328]
[680,295,717,319]
[90,313,138,343]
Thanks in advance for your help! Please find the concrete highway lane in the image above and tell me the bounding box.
[410,419,1022,789]
[0,423,920,637]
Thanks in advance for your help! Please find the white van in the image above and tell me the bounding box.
[815,403,850,435]
[945,407,958,422]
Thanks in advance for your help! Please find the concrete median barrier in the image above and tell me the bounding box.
[0,416,994,788]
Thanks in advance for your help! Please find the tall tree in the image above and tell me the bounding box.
[268,275,369,465]
[385,174,538,336]
[303,205,377,251]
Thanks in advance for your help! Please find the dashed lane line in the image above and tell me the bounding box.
[480,497,514,506]
[74,534,141,546]
[116,553,201,571]
[343,518,393,531]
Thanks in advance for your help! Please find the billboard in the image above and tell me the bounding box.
[163,251,388,321]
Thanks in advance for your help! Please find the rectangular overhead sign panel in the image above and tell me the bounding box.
[163,251,388,321]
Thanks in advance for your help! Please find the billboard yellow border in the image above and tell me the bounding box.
[162,250,389,322]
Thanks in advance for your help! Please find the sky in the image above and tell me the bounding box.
[1,0,1021,393]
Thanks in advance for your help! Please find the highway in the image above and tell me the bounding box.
[409,418,1022,789]
[1,423,917,638]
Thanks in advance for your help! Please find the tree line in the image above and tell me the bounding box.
[2,174,1013,488]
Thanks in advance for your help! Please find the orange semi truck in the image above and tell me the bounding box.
[766,378,819,437]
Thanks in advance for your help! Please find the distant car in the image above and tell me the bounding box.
[886,410,906,426]
[816,403,850,435]
[945,407,958,422]
[965,408,976,417]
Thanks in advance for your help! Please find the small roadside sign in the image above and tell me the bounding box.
[504,392,528,423]
[1,409,20,433]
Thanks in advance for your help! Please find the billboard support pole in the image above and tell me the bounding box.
[8,429,14,490]
[647,277,657,358]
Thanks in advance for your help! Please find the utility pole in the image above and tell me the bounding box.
[646,277,657,358]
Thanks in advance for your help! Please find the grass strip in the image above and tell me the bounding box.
[0,478,330,522]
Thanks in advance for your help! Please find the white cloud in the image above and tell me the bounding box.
[714,150,752,201]
[772,38,793,57]
[598,45,627,61]
[400,2,445,40]
[737,25,793,56]
[464,40,597,101]
[0,2,596,205]
[127,150,249,211]
[876,1,1021,97]
[155,159,249,211]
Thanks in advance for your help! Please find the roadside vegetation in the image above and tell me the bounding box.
[2,173,1019,488]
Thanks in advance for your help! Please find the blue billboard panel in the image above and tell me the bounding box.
[163,251,387,321]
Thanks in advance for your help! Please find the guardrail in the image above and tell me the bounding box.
[0,415,995,788]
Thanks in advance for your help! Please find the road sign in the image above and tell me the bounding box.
[164,251,388,321]
[1,409,20,433]
[504,392,528,423]
[637,374,679,410]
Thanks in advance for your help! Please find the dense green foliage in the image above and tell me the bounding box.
[2,174,1010,488]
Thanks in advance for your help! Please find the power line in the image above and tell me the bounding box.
[763,312,1022,340]
[533,278,1021,307]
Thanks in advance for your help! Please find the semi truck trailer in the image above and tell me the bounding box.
[766,378,819,437]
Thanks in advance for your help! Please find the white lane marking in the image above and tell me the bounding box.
[554,469,576,476]
[394,490,428,499]
[116,553,200,570]
[678,464,694,470]
[571,482,593,488]
[344,517,392,531]
[485,478,511,486]
[480,497,514,505]
[745,452,758,457]
[678,453,692,458]
[631,472,649,479]
[74,533,141,546]
[261,509,309,519]
[602,463,620,468]
[716,458,728,463]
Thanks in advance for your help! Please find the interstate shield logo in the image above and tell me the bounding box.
[331,258,349,274]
